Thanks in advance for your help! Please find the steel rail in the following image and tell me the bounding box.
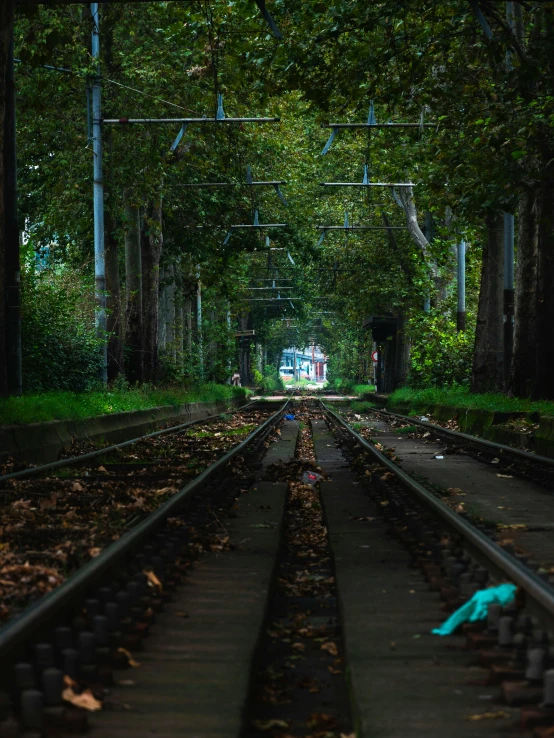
[0,399,260,484]
[322,402,554,632]
[375,408,554,468]
[0,398,289,660]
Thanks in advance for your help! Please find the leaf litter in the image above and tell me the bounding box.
[0,408,274,623]
[245,404,353,738]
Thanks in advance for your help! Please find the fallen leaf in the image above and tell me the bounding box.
[71,482,84,492]
[340,734,356,738]
[380,500,390,507]
[88,547,102,558]
[97,466,107,472]
[252,719,290,730]
[63,675,78,689]
[328,665,343,675]
[62,687,102,712]
[117,647,141,668]
[143,569,162,591]
[380,472,394,481]
[116,679,136,686]
[496,474,513,479]
[466,711,510,721]
[175,612,189,618]
[497,523,527,530]
[321,641,338,656]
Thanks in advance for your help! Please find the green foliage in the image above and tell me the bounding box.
[407,309,474,388]
[350,400,376,413]
[329,378,376,397]
[0,382,248,426]
[388,387,554,416]
[21,266,103,392]
[260,365,285,394]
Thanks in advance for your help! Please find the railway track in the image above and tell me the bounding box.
[0,398,289,727]
[4,398,554,736]
[370,406,554,489]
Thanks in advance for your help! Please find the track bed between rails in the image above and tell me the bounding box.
[312,419,519,738]
[338,406,554,574]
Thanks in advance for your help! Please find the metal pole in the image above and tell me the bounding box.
[91,3,107,384]
[503,212,515,384]
[457,239,466,331]
[196,273,203,378]
[4,35,22,395]
[423,211,433,313]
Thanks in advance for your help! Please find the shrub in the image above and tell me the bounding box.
[408,310,474,388]
[261,365,284,393]
[21,267,102,392]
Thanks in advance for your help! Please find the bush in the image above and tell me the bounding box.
[21,267,103,392]
[261,365,284,393]
[408,310,474,388]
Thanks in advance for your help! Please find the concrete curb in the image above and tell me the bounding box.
[0,397,245,465]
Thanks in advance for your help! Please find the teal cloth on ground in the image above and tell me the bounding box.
[431,583,517,636]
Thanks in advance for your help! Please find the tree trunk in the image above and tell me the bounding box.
[124,194,143,383]
[394,314,410,388]
[0,1,15,397]
[140,200,163,383]
[165,263,176,360]
[185,298,192,353]
[105,210,123,380]
[158,263,167,355]
[509,186,540,398]
[471,213,504,393]
[534,159,554,399]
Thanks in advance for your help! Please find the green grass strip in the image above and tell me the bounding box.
[0,383,249,426]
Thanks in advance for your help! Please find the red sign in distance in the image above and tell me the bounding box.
[371,351,379,363]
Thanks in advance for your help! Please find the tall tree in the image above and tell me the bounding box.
[0,0,14,397]
[471,213,504,393]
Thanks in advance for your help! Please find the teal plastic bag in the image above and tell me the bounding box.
[432,583,517,636]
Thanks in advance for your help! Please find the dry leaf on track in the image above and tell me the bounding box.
[252,719,290,730]
[466,711,510,721]
[320,641,338,656]
[62,687,102,711]
[117,647,141,667]
[143,569,162,590]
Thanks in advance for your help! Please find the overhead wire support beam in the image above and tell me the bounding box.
[103,117,280,124]
[320,182,416,187]
[316,225,408,230]
[325,123,435,129]
[321,100,436,155]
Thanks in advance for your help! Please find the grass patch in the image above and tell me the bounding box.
[388,386,554,416]
[350,400,376,413]
[0,383,249,426]
[328,379,376,396]
[396,425,418,434]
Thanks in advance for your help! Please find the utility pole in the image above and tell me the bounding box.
[91,2,107,384]
[457,239,466,332]
[5,34,22,395]
[196,273,203,378]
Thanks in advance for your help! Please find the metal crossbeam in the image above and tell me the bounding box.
[316,225,407,230]
[321,182,415,187]
[325,123,435,129]
[103,117,279,124]
[321,101,435,155]
[321,164,414,188]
